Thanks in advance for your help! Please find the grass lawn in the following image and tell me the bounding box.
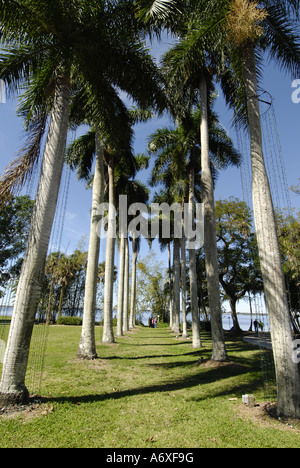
[0,325,299,448]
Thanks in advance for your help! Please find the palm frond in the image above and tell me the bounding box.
[0,0,46,43]
[209,123,241,170]
[129,107,154,124]
[0,107,48,207]
[66,130,96,181]
[262,3,300,77]
[135,0,183,24]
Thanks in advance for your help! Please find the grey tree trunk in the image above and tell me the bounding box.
[129,237,138,329]
[199,74,228,361]
[172,238,181,335]
[248,292,253,332]
[229,297,242,335]
[188,167,202,348]
[116,236,125,337]
[102,157,116,343]
[168,242,173,328]
[0,76,70,406]
[78,130,104,359]
[242,43,300,419]
[122,237,129,333]
[181,213,188,338]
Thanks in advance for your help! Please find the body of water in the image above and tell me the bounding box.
[139,310,270,332]
[0,306,270,332]
[222,312,270,332]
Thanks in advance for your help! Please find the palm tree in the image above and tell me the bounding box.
[150,190,174,328]
[149,121,189,336]
[187,164,201,347]
[67,127,105,358]
[162,34,233,358]
[115,165,150,334]
[199,73,228,361]
[178,0,300,419]
[67,101,134,349]
[152,0,300,418]
[129,236,141,329]
[148,102,240,348]
[223,0,300,418]
[104,153,150,341]
[122,237,130,333]
[83,131,105,356]
[0,0,96,402]
[101,148,117,343]
[150,180,183,335]
[101,123,153,342]
[68,113,153,347]
[68,249,88,317]
[69,138,129,345]
[45,251,84,321]
[0,73,71,405]
[180,213,188,338]
[116,176,150,332]
[0,0,165,405]
[45,252,61,325]
[55,254,76,320]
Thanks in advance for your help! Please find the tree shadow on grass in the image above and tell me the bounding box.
[100,346,207,362]
[103,352,202,361]
[132,341,192,346]
[43,361,261,407]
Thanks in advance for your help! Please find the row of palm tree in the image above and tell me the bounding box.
[148,99,240,349]
[0,0,164,406]
[140,0,300,420]
[0,0,299,419]
[67,118,150,354]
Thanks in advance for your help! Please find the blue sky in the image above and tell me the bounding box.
[0,38,299,311]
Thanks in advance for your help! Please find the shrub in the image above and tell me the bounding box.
[56,316,82,326]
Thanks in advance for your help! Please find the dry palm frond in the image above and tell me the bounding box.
[0,108,47,208]
[224,0,268,46]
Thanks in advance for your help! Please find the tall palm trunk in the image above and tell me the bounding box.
[122,236,129,332]
[242,43,300,418]
[58,284,65,319]
[188,167,202,348]
[46,278,55,326]
[78,130,104,359]
[168,242,173,327]
[199,73,227,361]
[116,235,125,337]
[102,156,116,343]
[172,237,181,334]
[181,209,188,338]
[0,76,70,406]
[129,236,138,329]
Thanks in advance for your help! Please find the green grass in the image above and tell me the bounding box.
[0,325,299,448]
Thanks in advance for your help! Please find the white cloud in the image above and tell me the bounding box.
[65,211,77,222]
